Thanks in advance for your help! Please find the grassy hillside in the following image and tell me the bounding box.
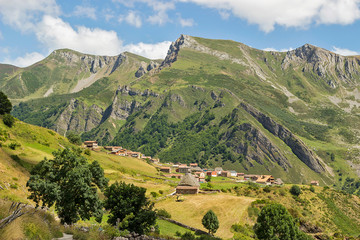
[0,117,360,239]
[6,35,360,193]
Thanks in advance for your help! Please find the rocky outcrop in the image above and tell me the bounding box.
[135,61,160,78]
[240,102,326,173]
[223,122,291,171]
[51,50,126,75]
[282,44,360,88]
[159,34,246,69]
[55,98,104,135]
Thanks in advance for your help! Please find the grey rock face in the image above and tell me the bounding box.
[240,102,326,173]
[223,121,291,171]
[55,98,104,135]
[282,44,360,88]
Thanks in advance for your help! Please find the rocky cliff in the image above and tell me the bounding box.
[282,44,360,88]
[240,102,327,173]
[223,121,292,171]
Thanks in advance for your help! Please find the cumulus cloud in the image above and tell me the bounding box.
[73,5,97,20]
[119,11,142,28]
[179,16,195,27]
[124,41,172,59]
[332,46,360,56]
[0,0,60,32]
[179,0,360,32]
[4,52,45,67]
[0,1,171,67]
[36,15,123,56]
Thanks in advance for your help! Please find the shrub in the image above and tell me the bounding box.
[290,185,302,197]
[8,142,20,150]
[156,208,171,218]
[84,149,91,156]
[3,113,15,127]
[159,190,164,195]
[263,186,271,193]
[279,188,286,196]
[309,185,315,193]
[181,232,196,240]
[10,183,18,189]
[150,191,159,198]
[66,131,82,145]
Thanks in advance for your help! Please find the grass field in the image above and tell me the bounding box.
[157,219,193,237]
[155,193,255,238]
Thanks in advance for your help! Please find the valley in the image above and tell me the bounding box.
[1,35,360,239]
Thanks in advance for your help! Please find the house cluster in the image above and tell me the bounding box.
[83,141,159,163]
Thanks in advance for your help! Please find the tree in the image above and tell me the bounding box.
[66,131,82,145]
[254,203,310,240]
[0,91,12,115]
[3,113,15,127]
[202,210,219,235]
[290,185,302,197]
[26,148,108,224]
[104,181,156,234]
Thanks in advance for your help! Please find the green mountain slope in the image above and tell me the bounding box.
[7,35,360,185]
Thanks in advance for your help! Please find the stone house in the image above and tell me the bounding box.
[176,173,200,194]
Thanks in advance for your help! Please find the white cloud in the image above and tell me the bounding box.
[113,0,175,25]
[73,5,97,20]
[0,0,60,32]
[332,46,360,56]
[0,30,3,40]
[124,41,171,59]
[219,10,230,20]
[119,11,142,28]
[179,16,195,27]
[36,15,123,56]
[179,0,360,32]
[3,52,45,67]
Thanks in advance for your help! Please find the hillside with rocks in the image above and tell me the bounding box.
[3,35,360,186]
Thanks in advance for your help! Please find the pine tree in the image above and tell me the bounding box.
[0,91,12,115]
[202,210,219,235]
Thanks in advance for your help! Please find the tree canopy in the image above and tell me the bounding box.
[0,91,12,115]
[104,181,156,234]
[254,203,310,240]
[202,210,219,235]
[26,148,108,224]
[290,185,302,197]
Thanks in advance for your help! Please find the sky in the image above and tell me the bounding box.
[1,0,360,67]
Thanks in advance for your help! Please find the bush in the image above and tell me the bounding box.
[159,190,164,195]
[84,149,91,156]
[263,186,271,193]
[290,185,302,197]
[181,232,196,240]
[66,132,82,145]
[8,142,20,150]
[150,191,159,198]
[309,185,315,193]
[3,113,15,127]
[156,208,171,218]
[279,188,286,196]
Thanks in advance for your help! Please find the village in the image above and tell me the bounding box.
[84,141,320,195]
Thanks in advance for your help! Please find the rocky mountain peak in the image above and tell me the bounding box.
[282,43,360,88]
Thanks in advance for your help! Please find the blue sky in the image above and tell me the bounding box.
[1,0,360,67]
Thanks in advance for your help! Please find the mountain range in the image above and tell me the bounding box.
[2,34,360,185]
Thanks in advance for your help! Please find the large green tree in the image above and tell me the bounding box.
[254,203,310,240]
[0,91,12,115]
[202,210,219,235]
[26,148,108,224]
[104,181,156,234]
